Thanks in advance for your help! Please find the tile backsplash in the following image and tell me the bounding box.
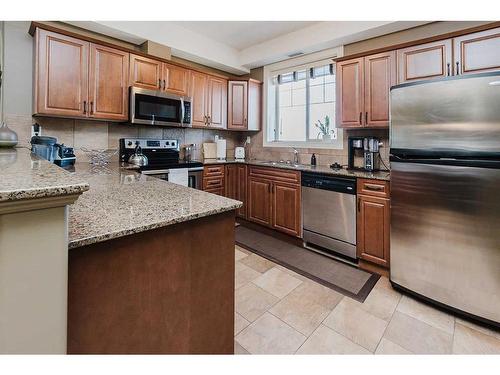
[5,114,246,162]
[246,128,390,170]
[5,113,389,169]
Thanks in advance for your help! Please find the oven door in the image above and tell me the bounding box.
[130,87,184,127]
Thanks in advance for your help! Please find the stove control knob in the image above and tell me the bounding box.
[127,141,133,146]
[165,141,170,146]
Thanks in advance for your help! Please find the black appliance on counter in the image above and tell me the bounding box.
[347,136,383,171]
[119,138,203,189]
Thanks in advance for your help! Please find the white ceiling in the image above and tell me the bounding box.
[68,21,430,75]
[169,21,319,50]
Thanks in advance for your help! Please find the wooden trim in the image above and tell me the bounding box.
[333,22,500,63]
[29,22,233,80]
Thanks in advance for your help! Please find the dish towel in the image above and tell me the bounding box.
[168,168,188,187]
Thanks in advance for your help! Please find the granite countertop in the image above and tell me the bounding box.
[202,158,390,181]
[67,163,242,249]
[0,148,89,202]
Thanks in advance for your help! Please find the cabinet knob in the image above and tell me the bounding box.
[158,79,162,88]
[447,63,451,76]
[90,101,94,115]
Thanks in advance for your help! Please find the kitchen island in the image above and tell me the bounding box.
[66,163,241,354]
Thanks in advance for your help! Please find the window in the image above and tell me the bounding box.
[268,61,341,148]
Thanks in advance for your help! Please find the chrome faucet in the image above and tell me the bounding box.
[291,147,300,165]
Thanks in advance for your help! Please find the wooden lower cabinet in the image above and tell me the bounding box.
[225,164,247,218]
[272,182,301,237]
[202,165,224,196]
[247,177,272,227]
[356,179,390,268]
[247,166,301,237]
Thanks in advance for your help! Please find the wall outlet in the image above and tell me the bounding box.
[246,136,251,144]
[31,123,41,138]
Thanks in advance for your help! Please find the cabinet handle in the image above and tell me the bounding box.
[365,184,384,191]
[163,80,166,90]
[90,101,94,115]
[207,115,211,125]
[365,112,368,125]
[447,63,451,76]
[204,115,207,125]
[456,62,460,75]
[83,101,87,114]
[359,112,362,125]
[158,79,162,89]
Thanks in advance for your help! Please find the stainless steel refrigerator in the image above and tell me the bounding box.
[390,72,500,327]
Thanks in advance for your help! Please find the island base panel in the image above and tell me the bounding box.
[68,211,235,354]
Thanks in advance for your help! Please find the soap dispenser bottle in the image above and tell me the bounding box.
[311,153,317,166]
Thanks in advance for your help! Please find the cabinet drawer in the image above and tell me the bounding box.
[203,176,224,189]
[357,178,390,198]
[204,165,225,177]
[249,166,300,184]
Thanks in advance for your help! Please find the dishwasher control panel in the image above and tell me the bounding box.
[301,172,356,194]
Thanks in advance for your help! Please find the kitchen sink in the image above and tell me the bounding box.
[256,160,306,169]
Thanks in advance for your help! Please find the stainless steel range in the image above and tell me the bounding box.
[119,138,203,189]
[390,72,500,327]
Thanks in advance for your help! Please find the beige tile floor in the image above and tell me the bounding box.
[233,245,500,355]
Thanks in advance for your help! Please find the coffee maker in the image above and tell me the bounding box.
[347,136,382,171]
[363,137,382,171]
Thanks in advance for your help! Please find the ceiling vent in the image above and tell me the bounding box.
[287,51,304,58]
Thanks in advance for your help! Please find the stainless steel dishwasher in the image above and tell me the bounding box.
[302,172,357,260]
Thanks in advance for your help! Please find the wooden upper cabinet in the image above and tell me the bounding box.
[228,79,262,131]
[189,71,209,127]
[35,29,89,117]
[129,54,162,90]
[163,63,189,96]
[453,27,500,75]
[336,58,364,128]
[364,51,396,127]
[88,44,129,121]
[397,39,452,83]
[207,76,227,129]
[228,81,248,130]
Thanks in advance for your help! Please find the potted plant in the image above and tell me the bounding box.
[314,115,332,141]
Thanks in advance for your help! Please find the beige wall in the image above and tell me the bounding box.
[2,21,243,161]
[344,21,492,55]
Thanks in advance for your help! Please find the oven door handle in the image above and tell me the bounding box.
[180,98,185,125]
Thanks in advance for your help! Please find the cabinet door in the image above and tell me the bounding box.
[272,182,301,237]
[247,80,262,131]
[225,164,247,218]
[364,51,396,128]
[357,195,390,267]
[247,177,272,227]
[163,63,189,96]
[129,54,162,90]
[228,81,248,130]
[207,76,227,129]
[35,29,89,117]
[397,39,452,83]
[190,71,208,127]
[454,27,500,75]
[88,44,129,121]
[236,165,247,218]
[336,58,364,128]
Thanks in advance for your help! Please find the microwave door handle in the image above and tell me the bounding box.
[180,98,185,126]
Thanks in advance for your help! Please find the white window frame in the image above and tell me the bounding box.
[262,46,344,149]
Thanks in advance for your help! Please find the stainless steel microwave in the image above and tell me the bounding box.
[129,87,192,127]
